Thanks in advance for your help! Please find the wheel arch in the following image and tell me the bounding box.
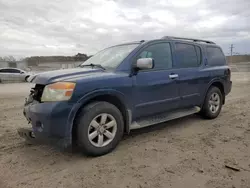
[202,79,225,107]
[68,89,131,145]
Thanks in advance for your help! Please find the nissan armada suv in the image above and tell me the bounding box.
[18,36,232,156]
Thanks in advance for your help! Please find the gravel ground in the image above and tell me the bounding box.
[0,73,250,188]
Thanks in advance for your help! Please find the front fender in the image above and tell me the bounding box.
[66,89,130,139]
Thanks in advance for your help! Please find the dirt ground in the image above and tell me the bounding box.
[0,73,250,188]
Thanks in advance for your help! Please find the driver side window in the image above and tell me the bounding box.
[137,43,173,70]
[139,51,153,59]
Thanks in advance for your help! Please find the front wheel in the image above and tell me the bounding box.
[25,76,30,82]
[201,86,223,119]
[76,102,124,156]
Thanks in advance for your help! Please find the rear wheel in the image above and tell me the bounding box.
[76,102,124,156]
[201,86,223,119]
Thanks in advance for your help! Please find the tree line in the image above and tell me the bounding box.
[0,53,91,66]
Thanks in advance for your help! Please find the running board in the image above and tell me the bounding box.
[130,106,200,130]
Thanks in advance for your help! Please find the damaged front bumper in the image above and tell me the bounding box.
[17,127,72,150]
[18,92,75,151]
[18,128,36,141]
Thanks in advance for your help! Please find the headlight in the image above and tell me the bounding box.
[41,82,76,102]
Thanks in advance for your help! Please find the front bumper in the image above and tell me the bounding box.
[20,100,74,150]
[18,128,35,141]
[17,127,71,150]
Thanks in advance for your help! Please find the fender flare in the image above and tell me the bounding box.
[201,78,225,107]
[66,89,131,140]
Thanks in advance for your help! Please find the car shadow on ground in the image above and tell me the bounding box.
[10,114,203,164]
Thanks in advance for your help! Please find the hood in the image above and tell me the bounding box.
[30,68,105,85]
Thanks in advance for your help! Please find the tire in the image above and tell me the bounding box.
[25,76,29,82]
[76,101,124,156]
[201,86,223,119]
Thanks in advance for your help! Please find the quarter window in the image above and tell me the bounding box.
[206,47,226,66]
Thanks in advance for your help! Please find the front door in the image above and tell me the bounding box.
[132,42,180,118]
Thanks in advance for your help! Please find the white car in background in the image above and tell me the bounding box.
[0,68,32,83]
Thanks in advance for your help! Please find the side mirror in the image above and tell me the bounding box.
[136,58,154,70]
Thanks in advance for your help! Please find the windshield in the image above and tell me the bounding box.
[80,44,139,69]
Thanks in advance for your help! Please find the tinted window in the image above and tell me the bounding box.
[175,43,200,68]
[206,47,226,66]
[0,69,9,73]
[0,69,20,73]
[10,69,21,73]
[9,69,20,73]
[137,43,172,69]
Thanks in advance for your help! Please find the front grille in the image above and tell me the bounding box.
[30,84,45,102]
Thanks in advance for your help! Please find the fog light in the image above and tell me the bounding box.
[30,131,35,138]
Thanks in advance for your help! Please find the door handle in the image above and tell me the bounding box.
[169,74,179,79]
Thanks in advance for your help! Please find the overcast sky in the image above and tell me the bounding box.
[0,0,250,58]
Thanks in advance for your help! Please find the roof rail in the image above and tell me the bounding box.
[161,36,215,44]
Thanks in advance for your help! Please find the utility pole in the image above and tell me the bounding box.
[230,44,234,64]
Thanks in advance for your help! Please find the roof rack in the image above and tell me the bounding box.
[161,36,215,44]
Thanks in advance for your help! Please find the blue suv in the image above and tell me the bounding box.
[18,36,232,156]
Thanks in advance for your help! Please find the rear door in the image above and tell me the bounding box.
[133,42,180,118]
[173,42,210,108]
[6,68,22,81]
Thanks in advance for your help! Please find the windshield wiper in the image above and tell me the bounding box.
[79,63,106,70]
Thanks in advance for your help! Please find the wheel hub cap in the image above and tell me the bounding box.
[99,126,105,134]
[87,113,117,147]
[209,92,220,113]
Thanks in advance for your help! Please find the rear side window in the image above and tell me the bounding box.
[206,47,226,66]
[0,69,10,73]
[175,43,201,68]
[1,69,20,73]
